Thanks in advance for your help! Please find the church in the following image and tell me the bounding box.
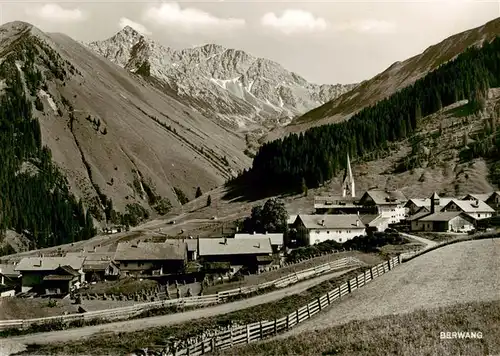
[313,154,408,231]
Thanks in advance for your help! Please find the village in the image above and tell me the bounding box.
[0,155,499,303]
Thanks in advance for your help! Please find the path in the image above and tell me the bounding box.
[0,268,357,355]
[399,232,438,259]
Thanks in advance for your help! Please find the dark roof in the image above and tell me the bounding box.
[358,214,380,225]
[419,212,465,222]
[114,241,187,261]
[362,190,407,205]
[407,212,431,221]
[55,265,80,277]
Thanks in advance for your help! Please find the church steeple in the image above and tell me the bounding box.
[342,153,355,198]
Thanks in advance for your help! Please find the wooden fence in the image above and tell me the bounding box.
[0,257,363,331]
[161,256,401,356]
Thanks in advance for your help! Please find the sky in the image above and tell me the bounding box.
[0,0,499,84]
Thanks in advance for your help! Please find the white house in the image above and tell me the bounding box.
[441,199,494,220]
[409,211,476,233]
[293,214,366,245]
[358,190,407,224]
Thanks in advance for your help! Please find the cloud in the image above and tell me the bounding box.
[334,20,397,34]
[260,10,328,35]
[143,2,245,33]
[119,17,152,36]
[26,3,87,23]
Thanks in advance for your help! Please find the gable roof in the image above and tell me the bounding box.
[15,256,85,272]
[405,198,453,209]
[296,214,366,230]
[361,190,407,205]
[198,237,272,256]
[442,199,495,214]
[314,195,359,209]
[407,211,431,221]
[114,241,187,261]
[54,265,80,277]
[0,263,20,278]
[462,193,492,202]
[419,211,473,222]
[234,233,284,246]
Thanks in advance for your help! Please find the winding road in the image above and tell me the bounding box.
[0,268,357,356]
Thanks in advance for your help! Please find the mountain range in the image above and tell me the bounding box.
[265,17,500,142]
[1,17,499,253]
[87,26,357,134]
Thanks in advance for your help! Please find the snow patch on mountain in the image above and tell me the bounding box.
[87,26,358,132]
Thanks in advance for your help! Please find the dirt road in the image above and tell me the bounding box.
[1,268,357,355]
[277,239,500,339]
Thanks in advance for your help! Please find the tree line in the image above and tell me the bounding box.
[229,36,500,195]
[0,35,95,251]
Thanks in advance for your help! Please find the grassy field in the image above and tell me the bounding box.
[82,277,158,295]
[280,239,500,337]
[19,268,368,356]
[0,298,78,320]
[218,300,500,356]
[204,251,384,294]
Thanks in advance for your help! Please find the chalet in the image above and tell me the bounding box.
[404,197,452,216]
[486,191,500,211]
[42,265,83,295]
[410,212,475,233]
[441,199,494,220]
[293,214,367,245]
[234,232,284,252]
[198,237,273,274]
[114,241,187,276]
[66,252,119,282]
[15,256,85,293]
[358,190,407,224]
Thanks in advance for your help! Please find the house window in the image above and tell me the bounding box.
[327,231,330,234]
[316,230,320,234]
[339,238,343,242]
[138,262,144,267]
[123,262,128,267]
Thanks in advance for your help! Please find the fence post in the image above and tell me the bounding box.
[286,314,290,329]
[347,280,351,294]
[370,267,374,280]
[388,260,391,271]
[247,324,251,343]
[211,337,216,352]
[274,319,277,335]
[338,286,342,299]
[296,309,299,324]
[260,321,263,340]
[306,303,311,319]
[230,328,233,346]
[398,254,402,265]
[326,292,331,305]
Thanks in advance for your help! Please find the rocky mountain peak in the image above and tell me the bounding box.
[88,28,357,133]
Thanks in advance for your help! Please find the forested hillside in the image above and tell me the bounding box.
[230,37,500,196]
[0,30,95,250]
